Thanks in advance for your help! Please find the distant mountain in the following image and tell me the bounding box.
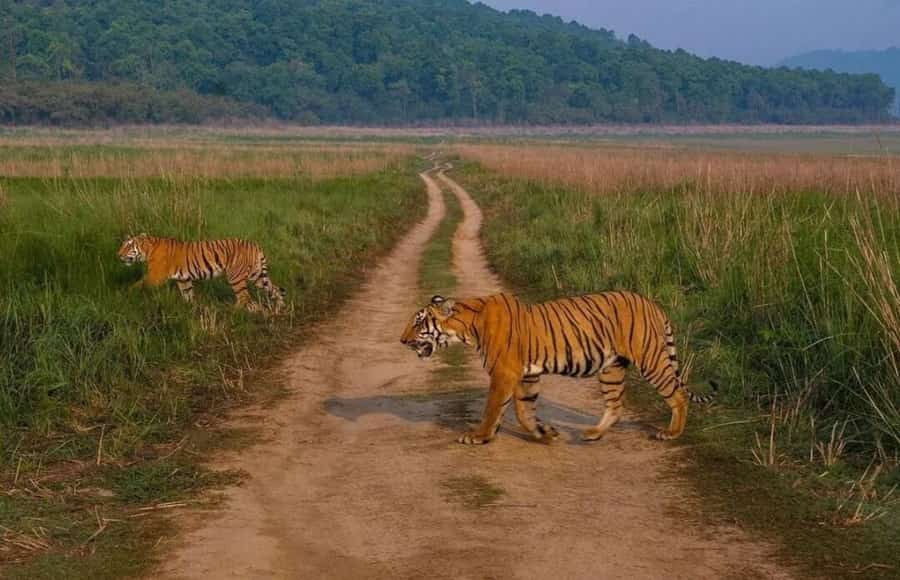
[781,48,900,116]
[0,0,896,125]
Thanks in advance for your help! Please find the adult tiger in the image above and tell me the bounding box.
[117,233,285,313]
[401,293,716,445]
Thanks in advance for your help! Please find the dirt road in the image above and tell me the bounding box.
[160,167,789,579]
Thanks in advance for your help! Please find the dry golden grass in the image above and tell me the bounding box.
[456,144,899,197]
[0,142,414,180]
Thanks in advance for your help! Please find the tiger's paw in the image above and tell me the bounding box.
[533,423,560,443]
[654,430,679,441]
[457,432,493,445]
[580,428,606,441]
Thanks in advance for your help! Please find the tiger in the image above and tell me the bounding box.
[401,292,716,445]
[117,233,285,313]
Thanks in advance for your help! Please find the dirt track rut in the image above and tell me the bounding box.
[160,166,789,579]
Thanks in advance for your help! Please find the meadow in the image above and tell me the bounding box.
[0,138,422,572]
[0,138,421,453]
[3,128,899,577]
[453,143,900,574]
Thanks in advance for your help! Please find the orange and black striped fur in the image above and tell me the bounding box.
[117,234,285,313]
[401,293,715,445]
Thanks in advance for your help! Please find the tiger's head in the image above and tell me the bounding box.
[401,295,464,358]
[117,233,152,265]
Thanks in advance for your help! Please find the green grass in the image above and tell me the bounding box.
[0,456,242,580]
[1,167,423,449]
[0,157,424,575]
[418,178,463,301]
[453,160,900,578]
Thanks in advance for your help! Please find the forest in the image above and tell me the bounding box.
[782,47,900,116]
[0,0,895,125]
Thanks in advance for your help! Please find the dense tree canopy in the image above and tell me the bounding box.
[0,0,895,125]
[782,48,900,117]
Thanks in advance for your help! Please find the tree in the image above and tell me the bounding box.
[2,0,894,125]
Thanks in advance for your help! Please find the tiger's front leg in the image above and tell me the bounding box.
[130,267,165,291]
[514,378,559,443]
[175,280,195,302]
[458,371,516,445]
[227,270,259,312]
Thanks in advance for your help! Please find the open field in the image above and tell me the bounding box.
[0,136,423,575]
[2,127,900,578]
[452,143,900,576]
[3,123,900,153]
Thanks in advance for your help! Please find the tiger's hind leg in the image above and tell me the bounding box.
[582,361,627,441]
[656,389,688,440]
[514,376,559,443]
[644,364,689,440]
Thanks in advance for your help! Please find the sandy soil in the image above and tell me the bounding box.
[159,166,791,580]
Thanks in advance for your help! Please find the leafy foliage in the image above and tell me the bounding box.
[0,0,894,124]
[782,47,900,116]
[0,81,265,125]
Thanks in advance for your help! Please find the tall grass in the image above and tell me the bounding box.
[455,146,900,457]
[0,143,413,179]
[456,144,899,197]
[0,155,423,462]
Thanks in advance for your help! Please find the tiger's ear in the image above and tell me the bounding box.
[431,295,455,316]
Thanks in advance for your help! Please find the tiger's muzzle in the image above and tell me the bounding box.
[413,341,435,358]
[401,337,436,358]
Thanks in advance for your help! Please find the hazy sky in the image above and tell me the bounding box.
[480,0,900,66]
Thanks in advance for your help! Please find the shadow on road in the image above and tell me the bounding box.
[323,389,655,442]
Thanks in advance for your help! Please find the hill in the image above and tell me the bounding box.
[781,48,900,116]
[0,0,895,125]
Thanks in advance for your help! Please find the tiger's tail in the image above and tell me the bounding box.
[664,319,718,404]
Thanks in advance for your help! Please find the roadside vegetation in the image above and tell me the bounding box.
[453,144,900,578]
[0,139,423,576]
